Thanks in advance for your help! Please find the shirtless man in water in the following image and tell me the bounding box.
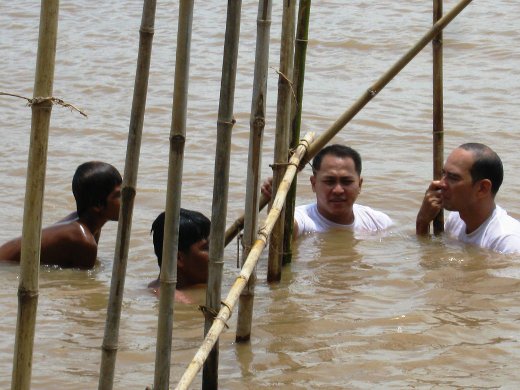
[0,161,122,269]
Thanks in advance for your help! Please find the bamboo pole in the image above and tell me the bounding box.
[299,0,473,168]
[202,1,242,388]
[432,0,444,235]
[153,1,194,389]
[236,0,273,343]
[175,132,315,390]
[267,0,296,282]
[224,0,471,249]
[283,0,311,265]
[11,2,59,390]
[98,1,157,389]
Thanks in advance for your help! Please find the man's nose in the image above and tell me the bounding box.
[332,182,344,193]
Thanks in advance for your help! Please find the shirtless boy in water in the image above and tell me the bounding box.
[0,161,122,269]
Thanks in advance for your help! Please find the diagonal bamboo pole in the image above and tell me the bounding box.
[175,132,315,390]
[224,0,471,249]
[153,1,194,389]
[267,0,297,283]
[236,0,273,343]
[283,0,311,266]
[299,0,473,168]
[202,1,243,388]
[98,1,157,389]
[432,0,444,235]
[11,2,59,390]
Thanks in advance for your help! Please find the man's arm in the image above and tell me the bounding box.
[0,237,22,262]
[416,180,443,235]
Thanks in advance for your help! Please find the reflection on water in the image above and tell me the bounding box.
[2,0,520,388]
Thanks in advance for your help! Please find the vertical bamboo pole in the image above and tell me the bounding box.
[236,0,272,343]
[432,0,444,235]
[282,0,311,265]
[98,1,157,389]
[153,1,193,389]
[10,2,59,390]
[299,0,473,168]
[267,0,296,282]
[202,1,242,388]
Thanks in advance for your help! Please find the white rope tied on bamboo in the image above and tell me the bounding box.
[174,132,315,390]
[0,91,87,117]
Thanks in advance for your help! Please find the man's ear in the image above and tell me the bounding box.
[476,179,492,198]
[359,176,363,191]
[177,250,184,264]
[310,175,317,193]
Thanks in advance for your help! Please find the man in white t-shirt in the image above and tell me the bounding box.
[262,144,393,237]
[416,143,520,254]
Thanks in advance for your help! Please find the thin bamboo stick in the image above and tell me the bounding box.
[236,0,273,343]
[432,0,444,235]
[11,2,59,390]
[283,0,311,265]
[202,1,242,388]
[175,132,315,390]
[299,0,473,168]
[153,1,194,389]
[98,1,157,389]
[267,0,296,282]
[223,194,268,247]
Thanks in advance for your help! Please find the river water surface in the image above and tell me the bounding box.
[1,1,520,388]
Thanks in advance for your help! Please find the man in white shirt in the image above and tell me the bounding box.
[416,143,520,254]
[262,144,393,237]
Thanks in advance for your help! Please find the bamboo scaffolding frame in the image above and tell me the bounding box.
[98,1,157,389]
[153,1,194,389]
[202,1,243,388]
[267,0,296,282]
[11,2,59,390]
[175,132,315,390]
[223,0,470,249]
[299,0,473,168]
[236,0,273,343]
[283,0,311,265]
[432,0,444,235]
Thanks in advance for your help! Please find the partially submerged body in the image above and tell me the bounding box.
[0,217,98,269]
[0,161,122,269]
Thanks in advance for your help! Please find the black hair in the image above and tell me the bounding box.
[458,143,503,195]
[312,144,362,176]
[72,161,122,216]
[151,208,211,269]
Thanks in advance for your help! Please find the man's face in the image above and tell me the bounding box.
[179,238,209,285]
[440,148,477,212]
[102,184,122,221]
[310,154,362,224]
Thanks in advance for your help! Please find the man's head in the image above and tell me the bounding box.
[441,143,502,212]
[312,144,362,176]
[310,144,363,225]
[72,161,122,219]
[151,209,210,287]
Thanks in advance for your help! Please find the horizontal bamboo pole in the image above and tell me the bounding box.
[299,0,473,168]
[174,132,315,390]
